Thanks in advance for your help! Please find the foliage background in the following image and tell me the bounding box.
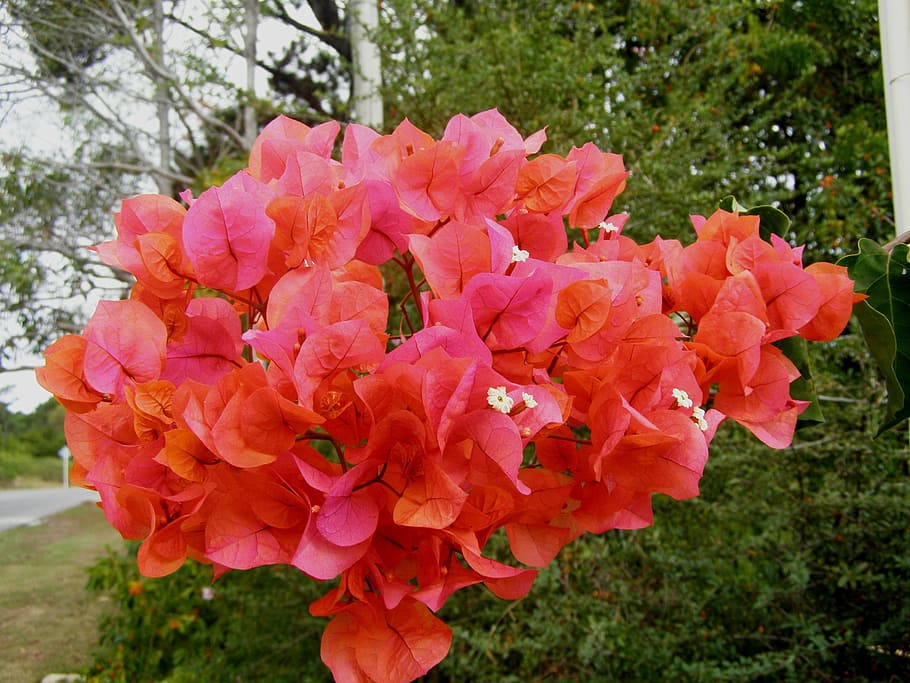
[377,0,892,254]
[1,0,907,681]
[0,398,65,485]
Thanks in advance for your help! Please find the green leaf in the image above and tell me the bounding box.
[838,239,910,433]
[717,195,748,214]
[853,300,904,433]
[774,335,824,428]
[717,195,791,241]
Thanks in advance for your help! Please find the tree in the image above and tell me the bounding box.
[0,396,65,459]
[0,0,364,368]
[376,0,890,258]
[0,154,138,363]
[4,0,887,366]
[0,0,239,367]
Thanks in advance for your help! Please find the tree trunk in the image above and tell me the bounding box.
[153,0,172,196]
[349,0,383,129]
[244,0,259,149]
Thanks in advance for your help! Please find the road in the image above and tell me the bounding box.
[0,487,100,533]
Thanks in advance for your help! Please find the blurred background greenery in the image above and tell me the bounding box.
[0,398,65,486]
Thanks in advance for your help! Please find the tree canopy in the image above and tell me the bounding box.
[377,0,890,255]
[0,0,893,366]
[0,0,359,367]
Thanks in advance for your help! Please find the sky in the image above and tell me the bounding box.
[1,369,50,414]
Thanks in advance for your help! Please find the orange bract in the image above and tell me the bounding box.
[515,153,577,213]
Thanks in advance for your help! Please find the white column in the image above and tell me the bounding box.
[58,445,71,488]
[879,0,910,236]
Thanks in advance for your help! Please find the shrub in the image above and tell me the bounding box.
[84,330,910,683]
[85,544,330,683]
[0,447,61,486]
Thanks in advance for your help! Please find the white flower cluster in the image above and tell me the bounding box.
[691,406,708,432]
[487,386,537,413]
[511,245,530,263]
[671,387,693,409]
[672,388,708,431]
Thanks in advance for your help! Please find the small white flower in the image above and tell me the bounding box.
[691,406,708,432]
[521,391,538,409]
[672,388,693,409]
[511,245,530,263]
[487,386,514,413]
[201,587,215,601]
[598,220,619,234]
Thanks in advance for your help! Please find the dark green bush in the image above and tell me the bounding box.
[0,397,66,486]
[0,447,62,485]
[85,330,909,683]
[85,545,331,683]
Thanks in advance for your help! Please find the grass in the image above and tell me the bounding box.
[0,502,125,683]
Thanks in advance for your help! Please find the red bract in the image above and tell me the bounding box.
[37,109,859,683]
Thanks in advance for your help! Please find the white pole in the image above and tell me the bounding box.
[349,0,383,129]
[879,0,910,237]
[58,445,70,488]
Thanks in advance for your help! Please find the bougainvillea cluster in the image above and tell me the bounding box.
[37,110,857,682]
